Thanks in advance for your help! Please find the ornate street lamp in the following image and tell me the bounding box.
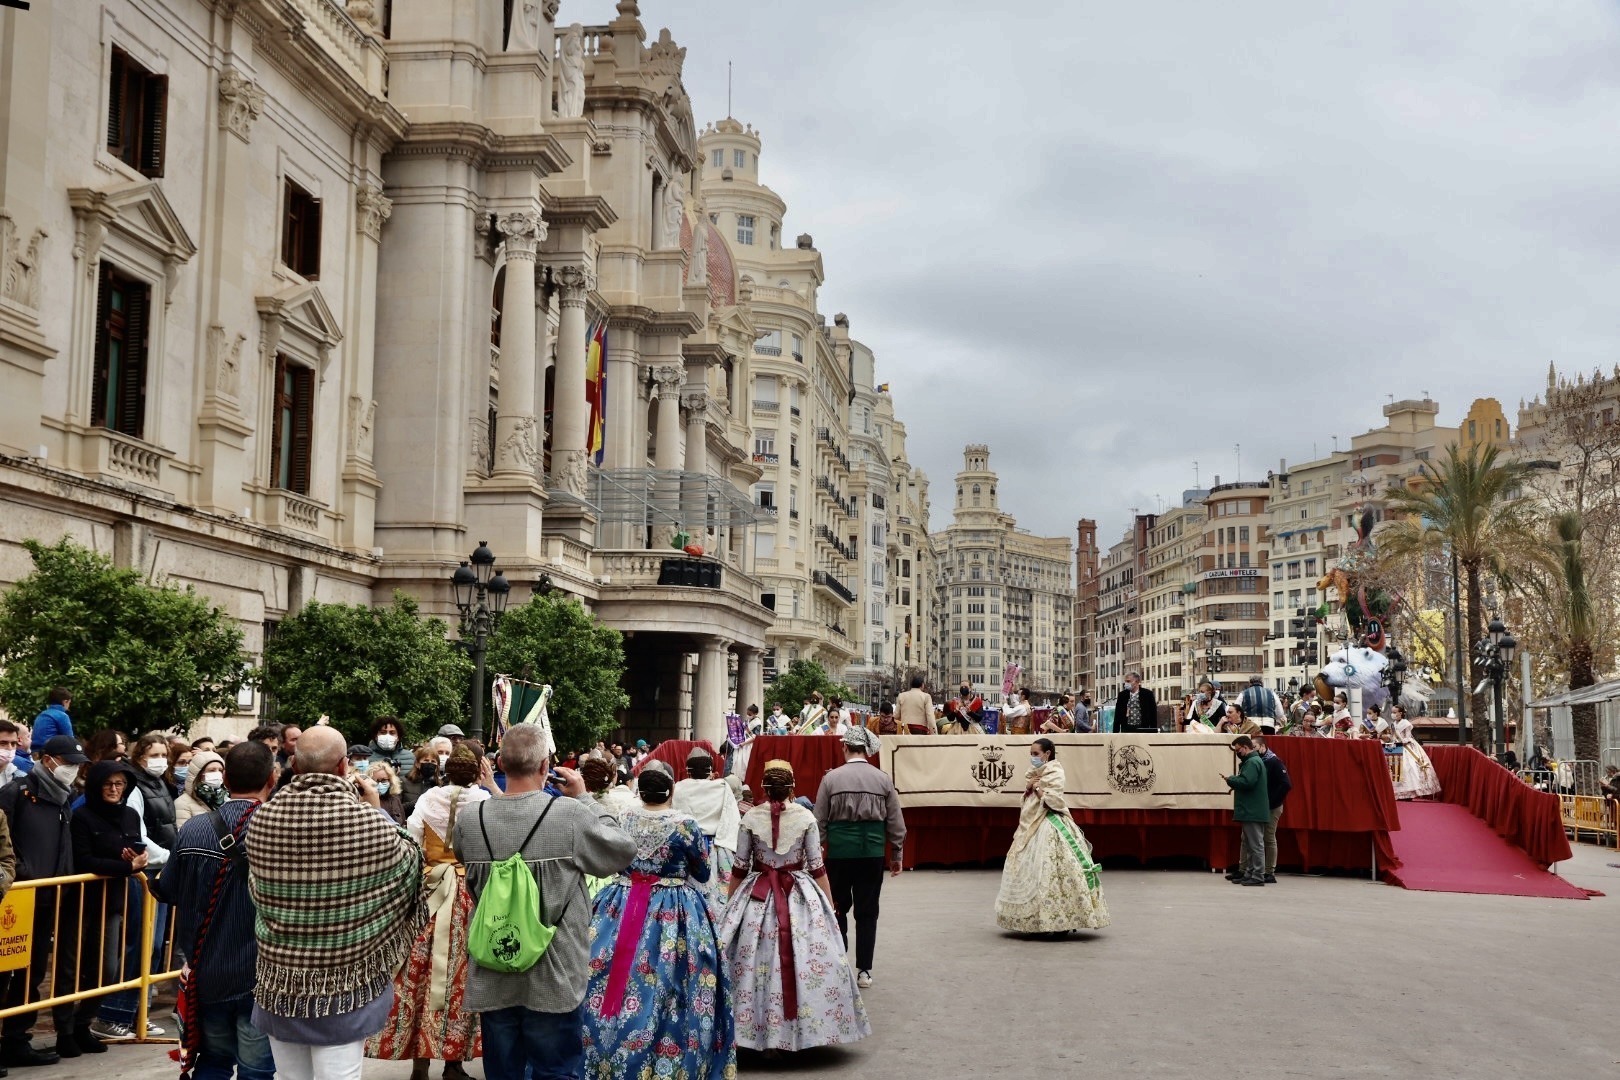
[1476,617,1517,760]
[450,541,511,745]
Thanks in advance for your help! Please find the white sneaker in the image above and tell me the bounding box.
[856,970,872,989]
[143,1021,166,1037]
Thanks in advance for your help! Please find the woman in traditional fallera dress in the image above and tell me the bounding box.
[1381,705,1441,799]
[719,760,871,1052]
[995,738,1110,936]
[366,742,490,1078]
[582,762,736,1080]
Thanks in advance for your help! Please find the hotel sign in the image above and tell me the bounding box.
[1203,568,1260,581]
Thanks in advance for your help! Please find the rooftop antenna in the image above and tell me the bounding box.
[1234,443,1241,482]
[1193,461,1200,487]
[727,60,733,118]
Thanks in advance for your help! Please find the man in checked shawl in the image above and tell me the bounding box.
[245,725,426,1080]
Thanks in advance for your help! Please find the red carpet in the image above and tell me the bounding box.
[1386,801,1591,899]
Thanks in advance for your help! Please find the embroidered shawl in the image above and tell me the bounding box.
[1008,761,1069,857]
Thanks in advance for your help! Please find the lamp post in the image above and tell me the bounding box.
[1477,616,1518,759]
[450,540,511,745]
[1383,643,1408,712]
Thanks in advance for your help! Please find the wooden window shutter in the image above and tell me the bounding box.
[290,364,315,494]
[301,194,322,280]
[91,266,114,428]
[270,354,288,488]
[119,280,150,439]
[107,50,126,156]
[139,72,168,178]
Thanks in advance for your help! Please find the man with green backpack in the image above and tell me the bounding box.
[453,725,635,1080]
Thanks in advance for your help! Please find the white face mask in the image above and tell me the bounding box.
[0,749,15,766]
[376,735,398,751]
[376,781,391,795]
[201,771,226,789]
[51,763,81,787]
[1029,754,1044,768]
[144,758,169,778]
[437,753,449,768]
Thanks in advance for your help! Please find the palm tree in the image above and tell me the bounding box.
[1380,444,1547,751]
[1552,512,1601,761]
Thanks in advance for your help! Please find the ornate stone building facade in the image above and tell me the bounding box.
[0,0,938,738]
[933,446,1073,698]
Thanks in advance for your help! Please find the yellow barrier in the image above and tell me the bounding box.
[0,872,181,1045]
[1560,794,1619,849]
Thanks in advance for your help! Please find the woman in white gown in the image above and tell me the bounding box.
[995,738,1110,936]
[1379,705,1441,799]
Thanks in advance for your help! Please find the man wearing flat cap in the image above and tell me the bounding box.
[813,727,905,990]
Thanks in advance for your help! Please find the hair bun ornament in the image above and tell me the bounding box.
[762,759,794,778]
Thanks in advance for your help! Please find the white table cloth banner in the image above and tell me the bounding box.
[879,734,1241,810]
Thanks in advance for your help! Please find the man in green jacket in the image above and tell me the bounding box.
[1222,735,1270,886]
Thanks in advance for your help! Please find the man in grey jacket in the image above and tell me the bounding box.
[453,725,635,1080]
[814,727,905,990]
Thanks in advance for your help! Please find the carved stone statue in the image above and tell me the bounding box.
[507,0,540,53]
[688,216,708,286]
[558,24,586,118]
[660,180,684,250]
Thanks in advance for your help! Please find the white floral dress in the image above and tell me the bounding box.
[717,803,871,1051]
[995,760,1111,934]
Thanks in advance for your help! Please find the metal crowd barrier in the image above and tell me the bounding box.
[0,872,180,1045]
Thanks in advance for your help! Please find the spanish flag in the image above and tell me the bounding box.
[586,319,608,466]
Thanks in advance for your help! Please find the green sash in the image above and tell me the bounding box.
[1047,812,1101,891]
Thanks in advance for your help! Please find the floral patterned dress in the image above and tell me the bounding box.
[994,760,1111,934]
[582,809,736,1080]
[718,803,871,1051]
[364,824,481,1062]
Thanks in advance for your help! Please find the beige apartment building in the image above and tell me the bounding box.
[1265,453,1345,694]
[933,446,1073,697]
[0,0,937,740]
[1092,528,1135,705]
[1187,481,1271,692]
[1139,491,1206,706]
[1074,518,1099,698]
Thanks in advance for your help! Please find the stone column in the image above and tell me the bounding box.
[491,212,545,479]
[550,264,594,494]
[736,647,765,715]
[653,366,684,471]
[683,390,708,533]
[695,637,731,746]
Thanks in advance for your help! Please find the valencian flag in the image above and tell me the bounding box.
[586,319,608,465]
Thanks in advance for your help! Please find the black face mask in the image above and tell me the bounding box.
[420,761,438,779]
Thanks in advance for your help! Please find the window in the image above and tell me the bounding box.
[107,47,167,177]
[1239,526,1249,543]
[734,149,745,168]
[757,329,782,355]
[756,483,775,509]
[737,214,755,245]
[753,430,776,456]
[92,264,152,438]
[711,149,723,168]
[791,334,803,359]
[282,179,323,279]
[270,355,315,493]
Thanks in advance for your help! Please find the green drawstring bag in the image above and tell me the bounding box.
[468,798,562,973]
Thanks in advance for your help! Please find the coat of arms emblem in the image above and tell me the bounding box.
[969,744,1016,792]
[1107,742,1156,794]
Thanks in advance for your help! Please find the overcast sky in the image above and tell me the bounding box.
[593,1,1620,546]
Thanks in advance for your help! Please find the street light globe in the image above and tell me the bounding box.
[488,570,512,615]
[1488,616,1506,645]
[1499,632,1518,666]
[450,561,477,611]
[470,540,496,584]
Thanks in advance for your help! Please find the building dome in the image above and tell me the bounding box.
[679,212,736,308]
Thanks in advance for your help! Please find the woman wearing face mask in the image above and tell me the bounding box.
[994,738,1109,937]
[366,716,417,774]
[367,761,406,825]
[91,732,177,1040]
[1184,680,1226,733]
[173,751,228,826]
[68,759,147,1054]
[168,740,194,796]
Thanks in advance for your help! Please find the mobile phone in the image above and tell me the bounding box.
[546,770,562,786]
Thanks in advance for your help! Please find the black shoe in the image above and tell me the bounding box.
[1264,874,1278,884]
[73,1030,106,1056]
[1224,873,1241,881]
[1241,877,1266,886]
[2,1046,59,1068]
[53,1040,78,1061]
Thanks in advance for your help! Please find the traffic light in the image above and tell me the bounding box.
[1290,618,1306,637]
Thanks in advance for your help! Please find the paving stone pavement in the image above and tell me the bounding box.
[32,842,1618,1079]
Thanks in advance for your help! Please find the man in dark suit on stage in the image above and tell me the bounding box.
[1114,672,1158,734]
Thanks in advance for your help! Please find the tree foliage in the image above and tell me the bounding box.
[764,659,854,714]
[0,538,247,734]
[260,594,471,745]
[484,594,629,755]
[1381,443,1550,750]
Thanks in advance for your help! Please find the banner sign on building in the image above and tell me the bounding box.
[879,735,1239,810]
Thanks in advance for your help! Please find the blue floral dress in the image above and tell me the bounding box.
[582,809,737,1080]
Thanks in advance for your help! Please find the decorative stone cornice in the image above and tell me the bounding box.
[498,211,546,259]
[651,365,684,396]
[540,195,617,231]
[554,263,594,307]
[355,184,392,242]
[217,66,267,142]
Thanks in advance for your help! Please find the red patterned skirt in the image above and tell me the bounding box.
[365,869,481,1062]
